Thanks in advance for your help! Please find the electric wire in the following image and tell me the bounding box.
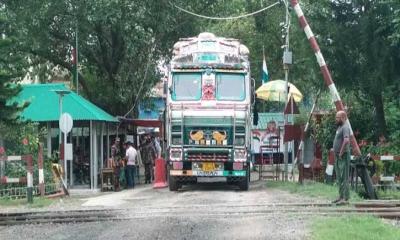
[173,1,281,20]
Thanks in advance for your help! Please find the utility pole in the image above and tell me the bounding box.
[54,90,71,184]
[282,0,292,181]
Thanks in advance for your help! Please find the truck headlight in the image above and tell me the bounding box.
[170,148,182,161]
[234,149,247,162]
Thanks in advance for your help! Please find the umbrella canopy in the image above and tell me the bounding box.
[255,80,303,102]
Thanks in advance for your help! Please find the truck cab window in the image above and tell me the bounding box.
[172,73,202,101]
[216,73,245,101]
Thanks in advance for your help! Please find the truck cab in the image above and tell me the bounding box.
[166,32,252,191]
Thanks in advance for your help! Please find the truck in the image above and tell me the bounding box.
[166,32,253,191]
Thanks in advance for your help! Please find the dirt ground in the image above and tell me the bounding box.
[0,177,329,240]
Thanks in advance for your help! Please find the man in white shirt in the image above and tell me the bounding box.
[125,141,137,189]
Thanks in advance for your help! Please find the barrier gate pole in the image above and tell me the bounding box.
[290,0,361,157]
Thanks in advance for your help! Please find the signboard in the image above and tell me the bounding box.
[59,113,73,133]
[65,143,73,161]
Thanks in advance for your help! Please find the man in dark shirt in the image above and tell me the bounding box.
[332,111,351,204]
[140,135,156,184]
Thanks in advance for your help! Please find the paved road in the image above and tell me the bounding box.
[0,181,321,240]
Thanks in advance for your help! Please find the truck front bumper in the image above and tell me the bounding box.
[170,170,246,177]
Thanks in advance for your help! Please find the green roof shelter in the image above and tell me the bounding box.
[14,83,118,190]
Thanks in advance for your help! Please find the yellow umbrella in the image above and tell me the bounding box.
[255,80,303,102]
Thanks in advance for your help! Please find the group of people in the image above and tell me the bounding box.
[110,134,161,191]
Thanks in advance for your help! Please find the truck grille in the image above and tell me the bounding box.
[187,152,230,161]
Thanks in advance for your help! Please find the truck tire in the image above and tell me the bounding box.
[238,169,250,191]
[168,173,179,191]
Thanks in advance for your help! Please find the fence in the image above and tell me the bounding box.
[370,155,400,184]
[0,154,33,203]
[0,182,61,199]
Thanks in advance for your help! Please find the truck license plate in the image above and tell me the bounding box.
[202,162,215,171]
[198,177,226,183]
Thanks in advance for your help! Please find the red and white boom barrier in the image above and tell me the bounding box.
[290,0,361,158]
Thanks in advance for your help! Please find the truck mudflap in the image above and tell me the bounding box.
[170,170,246,177]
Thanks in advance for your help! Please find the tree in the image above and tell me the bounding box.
[0,9,27,125]
[4,0,212,116]
[326,0,400,138]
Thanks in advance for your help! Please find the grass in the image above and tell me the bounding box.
[377,189,400,200]
[267,181,362,201]
[0,197,55,208]
[311,215,400,240]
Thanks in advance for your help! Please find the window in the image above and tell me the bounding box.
[172,73,202,101]
[216,73,245,101]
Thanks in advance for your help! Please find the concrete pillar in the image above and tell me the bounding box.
[106,124,110,162]
[90,121,93,189]
[93,122,98,189]
[100,122,104,170]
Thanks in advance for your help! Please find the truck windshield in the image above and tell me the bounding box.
[172,73,202,101]
[216,73,245,101]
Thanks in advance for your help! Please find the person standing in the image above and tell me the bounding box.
[332,111,351,204]
[111,137,122,191]
[141,135,156,184]
[125,141,137,189]
[151,135,162,159]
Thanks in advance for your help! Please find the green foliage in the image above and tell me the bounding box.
[377,189,400,200]
[1,0,399,147]
[361,143,400,156]
[389,8,400,45]
[383,161,400,177]
[0,8,27,124]
[328,1,400,137]
[310,112,336,163]
[384,85,400,153]
[311,215,400,240]
[374,160,385,177]
[4,0,214,116]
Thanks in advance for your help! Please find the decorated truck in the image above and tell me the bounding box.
[166,32,253,191]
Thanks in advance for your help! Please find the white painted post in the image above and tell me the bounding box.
[38,143,45,196]
[90,120,93,189]
[26,155,34,203]
[93,122,98,189]
[100,122,104,170]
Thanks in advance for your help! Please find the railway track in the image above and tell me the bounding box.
[0,209,123,226]
[1,201,399,226]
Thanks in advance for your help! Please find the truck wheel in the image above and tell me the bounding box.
[168,174,179,191]
[238,169,249,191]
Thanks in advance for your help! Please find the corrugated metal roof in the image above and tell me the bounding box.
[13,83,118,122]
[252,112,293,130]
